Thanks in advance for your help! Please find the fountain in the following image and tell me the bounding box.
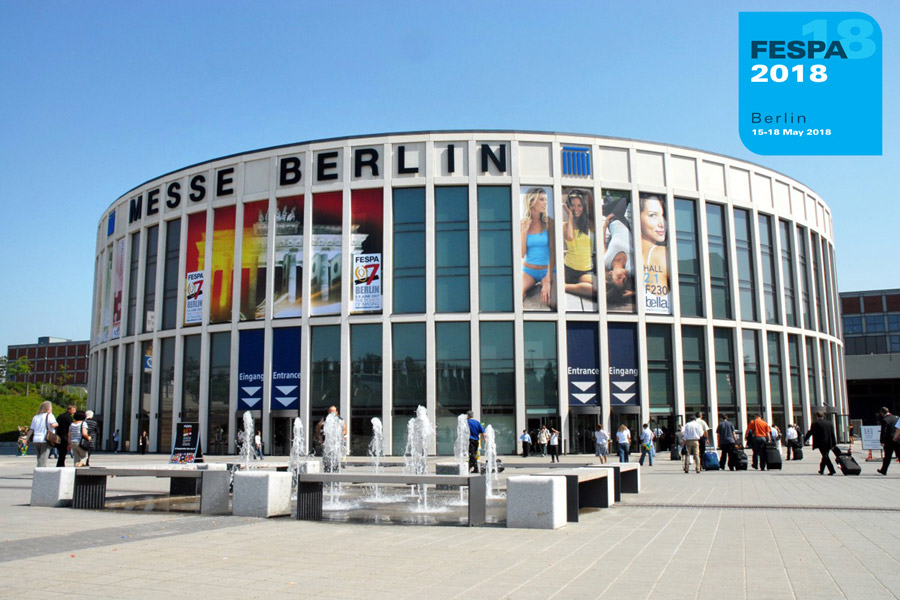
[288,417,306,490]
[322,412,345,504]
[483,425,503,498]
[240,412,255,470]
[454,414,469,472]
[368,417,384,499]
[403,406,432,508]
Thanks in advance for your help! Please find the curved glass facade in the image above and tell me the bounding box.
[89,132,847,454]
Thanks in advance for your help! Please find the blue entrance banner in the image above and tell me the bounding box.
[238,329,264,410]
[567,322,600,406]
[739,12,882,155]
[607,323,638,406]
[271,327,301,410]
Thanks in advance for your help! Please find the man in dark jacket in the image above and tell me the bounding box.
[804,411,837,475]
[55,404,76,467]
[877,407,899,475]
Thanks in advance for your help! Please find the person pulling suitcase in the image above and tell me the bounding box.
[804,410,838,476]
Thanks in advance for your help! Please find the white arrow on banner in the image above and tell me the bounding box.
[572,393,596,404]
[242,397,261,408]
[572,381,596,392]
[241,386,261,396]
[612,392,636,403]
[612,381,635,392]
[274,397,296,407]
[275,385,297,395]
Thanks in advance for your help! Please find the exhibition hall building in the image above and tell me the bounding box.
[88,131,847,456]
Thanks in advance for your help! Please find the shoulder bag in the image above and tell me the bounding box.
[44,414,60,445]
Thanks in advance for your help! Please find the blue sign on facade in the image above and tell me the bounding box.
[107,212,115,236]
[238,329,264,410]
[561,146,592,176]
[607,323,638,406]
[566,322,600,406]
[271,327,301,410]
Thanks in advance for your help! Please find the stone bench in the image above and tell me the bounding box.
[232,471,292,518]
[531,468,613,522]
[69,466,231,515]
[31,467,76,507]
[296,472,487,526]
[587,463,640,502]
[506,476,567,530]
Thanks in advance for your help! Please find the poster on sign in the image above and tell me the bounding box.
[185,271,204,324]
[169,422,203,463]
[860,426,881,451]
[352,253,382,312]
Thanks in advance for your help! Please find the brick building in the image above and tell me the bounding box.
[7,337,90,388]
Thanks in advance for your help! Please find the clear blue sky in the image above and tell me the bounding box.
[0,0,897,352]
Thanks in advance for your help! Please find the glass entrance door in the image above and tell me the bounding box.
[271,417,292,456]
[568,413,600,454]
[610,412,641,456]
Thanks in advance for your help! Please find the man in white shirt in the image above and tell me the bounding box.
[683,413,705,474]
[785,423,800,460]
[639,423,655,467]
[519,430,532,458]
[696,411,711,456]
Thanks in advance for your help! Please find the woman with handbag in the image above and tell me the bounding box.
[69,411,92,467]
[28,401,59,467]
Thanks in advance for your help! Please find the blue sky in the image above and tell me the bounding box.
[0,0,897,352]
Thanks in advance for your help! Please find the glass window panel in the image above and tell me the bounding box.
[758,215,779,324]
[126,232,140,337]
[714,328,736,414]
[436,322,471,455]
[392,323,426,453]
[675,199,702,317]
[393,188,426,313]
[350,324,382,456]
[123,344,134,450]
[478,187,513,312]
[157,337,175,451]
[162,219,181,330]
[742,330,762,417]
[143,226,158,333]
[524,322,558,409]
[435,187,470,312]
[181,335,201,424]
[208,332,230,455]
[647,325,673,409]
[706,204,732,319]
[733,209,757,322]
[310,326,341,416]
[683,326,709,416]
[779,221,796,327]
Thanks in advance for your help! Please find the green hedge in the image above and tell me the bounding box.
[0,395,67,442]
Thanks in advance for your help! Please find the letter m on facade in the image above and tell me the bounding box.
[562,146,591,177]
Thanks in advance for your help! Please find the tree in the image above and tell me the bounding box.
[8,357,32,396]
[0,355,7,383]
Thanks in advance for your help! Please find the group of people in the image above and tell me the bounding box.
[27,401,98,468]
[518,425,560,462]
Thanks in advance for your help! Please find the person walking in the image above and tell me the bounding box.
[466,411,485,473]
[519,430,532,458]
[139,430,150,455]
[746,414,772,471]
[785,423,800,460]
[548,426,560,463]
[84,410,99,466]
[28,401,58,468]
[683,413,704,473]
[254,430,264,460]
[69,411,91,467]
[616,424,631,463]
[804,411,837,475]
[716,414,736,471]
[113,429,120,453]
[876,407,899,475]
[538,425,549,457]
[639,423,655,467]
[55,404,76,467]
[696,411,711,457]
[594,424,610,464]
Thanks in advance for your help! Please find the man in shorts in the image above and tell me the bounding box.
[594,424,610,464]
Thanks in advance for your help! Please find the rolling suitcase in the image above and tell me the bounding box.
[836,451,861,476]
[702,451,720,471]
[734,449,749,471]
[765,443,783,470]
[671,445,681,461]
[792,446,803,460]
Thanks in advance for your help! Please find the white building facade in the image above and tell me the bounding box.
[89,131,847,455]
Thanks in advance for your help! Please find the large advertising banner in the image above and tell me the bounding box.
[608,322,639,406]
[271,327,301,410]
[351,188,383,313]
[273,195,305,318]
[238,329,264,410]
[110,237,125,340]
[311,191,342,316]
[561,187,598,312]
[210,206,235,324]
[520,186,555,311]
[184,211,206,326]
[240,199,269,320]
[567,322,600,406]
[639,193,671,315]
[601,190,635,313]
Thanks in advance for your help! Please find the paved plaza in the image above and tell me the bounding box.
[0,448,898,599]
